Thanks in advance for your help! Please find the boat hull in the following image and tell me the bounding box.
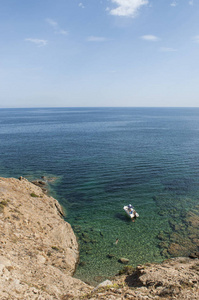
[123,205,139,219]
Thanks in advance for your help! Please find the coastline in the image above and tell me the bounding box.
[0,176,198,299]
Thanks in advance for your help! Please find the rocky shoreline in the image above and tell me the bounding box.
[0,177,92,299]
[0,177,198,299]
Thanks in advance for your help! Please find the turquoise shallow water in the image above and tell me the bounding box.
[0,107,199,285]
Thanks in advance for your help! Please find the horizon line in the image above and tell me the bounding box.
[1,106,199,109]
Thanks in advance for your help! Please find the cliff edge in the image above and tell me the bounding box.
[0,177,92,299]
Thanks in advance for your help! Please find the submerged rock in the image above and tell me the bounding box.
[186,211,199,228]
[119,258,130,264]
[107,254,115,259]
[157,231,168,241]
[79,261,87,267]
[168,243,185,256]
[161,248,170,258]
[189,252,199,259]
[159,241,169,249]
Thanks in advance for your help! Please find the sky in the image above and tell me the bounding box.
[0,0,199,107]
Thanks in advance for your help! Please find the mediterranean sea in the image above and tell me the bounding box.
[0,107,199,285]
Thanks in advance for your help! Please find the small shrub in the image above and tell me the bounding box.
[118,265,135,275]
[0,204,4,213]
[0,200,8,213]
[30,192,39,197]
[51,246,59,251]
[0,200,8,206]
[106,283,120,289]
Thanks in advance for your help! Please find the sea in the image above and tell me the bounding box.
[0,107,199,285]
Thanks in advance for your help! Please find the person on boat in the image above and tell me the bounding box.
[128,204,133,213]
[132,210,137,222]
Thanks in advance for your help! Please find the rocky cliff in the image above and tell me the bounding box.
[86,257,199,299]
[0,177,198,300]
[0,177,91,299]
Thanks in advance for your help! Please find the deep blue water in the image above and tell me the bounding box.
[0,107,199,284]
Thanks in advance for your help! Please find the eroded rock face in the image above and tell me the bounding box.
[0,177,91,299]
[82,257,199,300]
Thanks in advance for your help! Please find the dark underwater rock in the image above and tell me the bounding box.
[161,248,170,258]
[157,231,168,241]
[168,243,186,256]
[107,254,115,259]
[189,252,199,259]
[79,261,87,267]
[159,241,169,249]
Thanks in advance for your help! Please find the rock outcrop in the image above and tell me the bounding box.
[82,257,199,299]
[0,177,91,299]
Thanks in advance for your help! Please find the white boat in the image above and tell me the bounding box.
[123,204,139,219]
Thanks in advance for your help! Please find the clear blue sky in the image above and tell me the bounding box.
[0,0,199,107]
